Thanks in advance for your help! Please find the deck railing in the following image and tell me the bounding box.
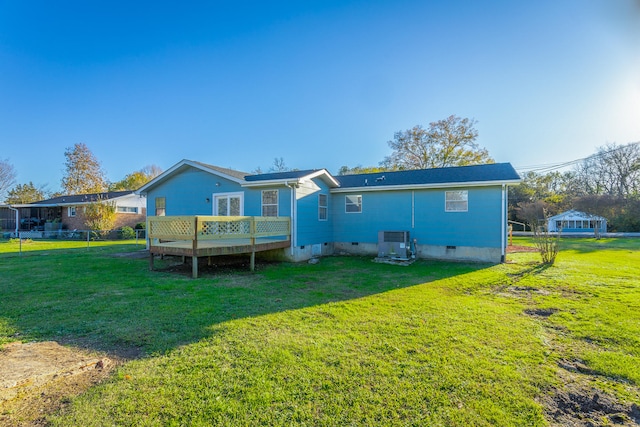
[148,215,291,243]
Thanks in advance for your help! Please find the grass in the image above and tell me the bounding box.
[0,237,638,425]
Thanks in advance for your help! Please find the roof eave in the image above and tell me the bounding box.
[137,159,246,194]
[330,179,521,193]
[242,178,301,188]
[242,169,340,188]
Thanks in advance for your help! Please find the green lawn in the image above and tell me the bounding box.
[0,237,638,426]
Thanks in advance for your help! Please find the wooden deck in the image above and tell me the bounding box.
[148,216,290,278]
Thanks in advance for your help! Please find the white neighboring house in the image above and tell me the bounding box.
[547,210,607,233]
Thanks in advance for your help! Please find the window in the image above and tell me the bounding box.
[68,206,77,217]
[345,195,362,213]
[318,194,328,221]
[262,190,278,217]
[116,206,138,214]
[155,197,166,216]
[445,191,468,212]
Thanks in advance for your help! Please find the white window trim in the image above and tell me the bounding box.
[318,193,328,221]
[68,206,77,217]
[445,190,468,212]
[213,192,245,216]
[116,206,139,214]
[345,195,362,214]
[261,189,279,217]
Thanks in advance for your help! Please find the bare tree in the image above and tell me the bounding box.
[382,115,494,170]
[270,157,290,173]
[575,142,640,197]
[0,159,17,202]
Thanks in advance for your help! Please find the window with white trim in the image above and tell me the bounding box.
[345,195,362,213]
[68,206,77,217]
[116,206,139,214]
[318,194,328,221]
[262,190,278,217]
[155,197,166,216]
[445,191,468,212]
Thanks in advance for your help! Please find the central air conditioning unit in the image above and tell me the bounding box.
[378,231,410,259]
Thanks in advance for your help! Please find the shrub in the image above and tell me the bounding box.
[134,222,146,230]
[120,226,136,240]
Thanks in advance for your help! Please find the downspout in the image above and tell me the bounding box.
[285,182,297,255]
[8,206,19,237]
[501,184,506,263]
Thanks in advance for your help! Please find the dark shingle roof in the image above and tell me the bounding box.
[32,191,136,205]
[191,161,249,180]
[335,163,520,188]
[245,169,321,182]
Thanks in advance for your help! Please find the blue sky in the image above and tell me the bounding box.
[1,0,639,192]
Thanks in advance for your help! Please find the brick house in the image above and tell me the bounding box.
[1,191,146,233]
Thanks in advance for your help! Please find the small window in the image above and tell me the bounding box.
[445,191,468,212]
[262,190,278,217]
[116,206,138,214]
[345,195,362,213]
[318,194,328,221]
[68,206,77,217]
[155,197,166,216]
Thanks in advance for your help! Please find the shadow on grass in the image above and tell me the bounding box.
[508,262,553,280]
[557,237,640,254]
[0,247,490,359]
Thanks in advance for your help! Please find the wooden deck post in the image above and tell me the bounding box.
[250,217,256,272]
[149,252,154,271]
[192,216,199,279]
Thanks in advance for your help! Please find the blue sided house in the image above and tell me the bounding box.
[138,159,521,272]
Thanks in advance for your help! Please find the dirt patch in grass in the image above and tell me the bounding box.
[525,307,559,317]
[0,341,121,426]
[542,365,640,426]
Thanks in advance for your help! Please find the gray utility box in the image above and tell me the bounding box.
[377,231,410,258]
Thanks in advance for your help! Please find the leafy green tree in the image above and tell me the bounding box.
[0,158,17,202]
[337,165,390,175]
[382,115,493,170]
[5,182,48,204]
[109,165,163,191]
[61,143,107,195]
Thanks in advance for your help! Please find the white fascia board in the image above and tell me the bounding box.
[330,179,521,193]
[303,169,340,187]
[242,179,300,188]
[243,170,341,189]
[137,159,246,194]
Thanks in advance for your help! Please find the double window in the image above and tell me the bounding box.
[68,206,77,217]
[445,191,468,212]
[262,190,278,217]
[215,193,243,216]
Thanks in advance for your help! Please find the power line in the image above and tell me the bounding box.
[514,141,640,174]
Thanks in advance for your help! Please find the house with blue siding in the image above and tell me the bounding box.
[138,159,521,264]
